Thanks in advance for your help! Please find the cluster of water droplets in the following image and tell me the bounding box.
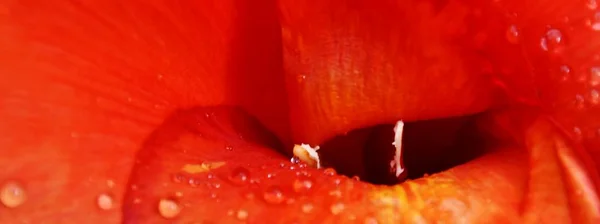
[153,155,369,221]
[1,179,123,215]
[502,1,600,139]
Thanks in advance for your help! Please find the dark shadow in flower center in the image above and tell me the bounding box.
[317,113,493,185]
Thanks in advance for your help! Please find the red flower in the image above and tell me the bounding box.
[0,0,599,223]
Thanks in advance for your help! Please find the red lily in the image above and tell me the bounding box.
[0,0,599,223]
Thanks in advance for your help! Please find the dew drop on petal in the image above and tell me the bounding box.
[207,173,216,179]
[290,156,300,164]
[172,173,186,183]
[1,181,26,208]
[506,25,520,44]
[236,209,249,220]
[329,189,342,198]
[590,66,600,86]
[228,167,250,185]
[573,127,583,140]
[364,217,379,224]
[558,65,572,81]
[175,191,184,198]
[302,203,314,213]
[333,177,342,185]
[590,89,600,105]
[296,170,309,177]
[293,177,314,194]
[590,12,600,31]
[588,0,598,9]
[158,198,181,219]
[330,202,345,215]
[188,178,201,187]
[540,28,564,52]
[324,168,337,176]
[575,94,586,109]
[106,179,115,188]
[97,193,114,211]
[263,185,285,204]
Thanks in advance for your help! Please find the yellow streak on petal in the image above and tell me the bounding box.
[182,161,226,174]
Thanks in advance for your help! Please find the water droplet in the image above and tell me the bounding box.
[588,0,598,10]
[558,65,572,81]
[364,217,379,224]
[97,193,114,210]
[158,198,181,219]
[263,186,285,204]
[296,170,309,177]
[172,174,186,183]
[590,89,600,105]
[297,74,307,83]
[540,28,564,53]
[329,189,342,198]
[324,168,337,176]
[290,156,300,164]
[106,180,115,188]
[506,25,520,44]
[575,94,586,109]
[188,178,201,187]
[229,167,250,185]
[293,177,314,194]
[0,181,26,208]
[225,145,233,151]
[330,202,345,215]
[590,67,600,86]
[133,198,142,204]
[333,177,342,185]
[207,173,216,179]
[573,127,583,140]
[175,191,184,197]
[236,209,248,220]
[289,165,297,170]
[352,176,361,181]
[302,203,314,213]
[589,12,600,31]
[266,173,276,179]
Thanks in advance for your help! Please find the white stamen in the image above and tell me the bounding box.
[391,120,405,177]
[293,144,321,168]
